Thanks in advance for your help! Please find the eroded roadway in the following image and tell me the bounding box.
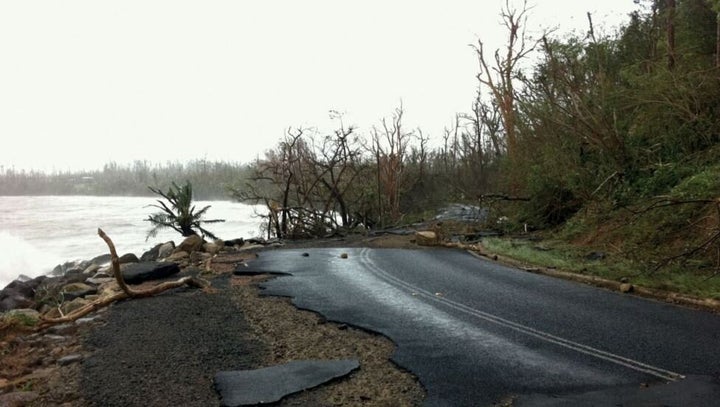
[240,248,720,406]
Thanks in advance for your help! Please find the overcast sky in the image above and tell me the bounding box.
[0,1,639,173]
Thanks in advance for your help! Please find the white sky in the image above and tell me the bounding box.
[0,1,639,173]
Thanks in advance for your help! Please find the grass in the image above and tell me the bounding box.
[481,237,720,300]
[1,310,40,330]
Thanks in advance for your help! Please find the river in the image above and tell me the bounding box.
[0,196,265,289]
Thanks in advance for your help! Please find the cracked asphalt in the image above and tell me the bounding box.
[240,247,720,406]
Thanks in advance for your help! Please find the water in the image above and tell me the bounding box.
[0,196,266,289]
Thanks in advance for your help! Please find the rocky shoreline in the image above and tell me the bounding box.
[0,232,427,406]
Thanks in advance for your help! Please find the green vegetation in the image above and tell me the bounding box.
[146,181,225,240]
[1,310,40,329]
[482,238,720,300]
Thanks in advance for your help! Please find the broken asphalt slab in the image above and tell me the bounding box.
[214,359,360,406]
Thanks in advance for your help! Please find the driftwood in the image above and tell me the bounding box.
[38,228,209,329]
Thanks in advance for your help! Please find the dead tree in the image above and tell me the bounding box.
[371,104,412,225]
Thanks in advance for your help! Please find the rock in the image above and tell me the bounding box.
[118,253,140,264]
[83,263,100,275]
[204,242,221,255]
[86,270,114,285]
[61,297,90,314]
[44,334,68,342]
[340,253,349,259]
[3,279,36,298]
[61,270,87,284]
[0,391,39,406]
[90,253,112,265]
[76,315,102,325]
[121,261,180,284]
[61,282,97,301]
[140,243,163,262]
[415,231,439,246]
[167,251,189,262]
[58,354,84,366]
[48,323,77,335]
[214,360,360,406]
[224,238,245,247]
[0,292,35,312]
[585,251,606,261]
[177,234,204,254]
[86,276,114,285]
[620,283,634,293]
[157,241,175,259]
[191,252,212,263]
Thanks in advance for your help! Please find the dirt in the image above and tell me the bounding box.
[0,233,427,406]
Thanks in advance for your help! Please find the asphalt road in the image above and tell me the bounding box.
[240,247,720,406]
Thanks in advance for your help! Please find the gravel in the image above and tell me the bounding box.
[81,277,266,407]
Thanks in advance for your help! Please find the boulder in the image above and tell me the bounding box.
[3,279,36,298]
[415,231,439,246]
[61,270,88,285]
[224,238,245,247]
[121,261,180,285]
[177,235,204,254]
[620,283,634,293]
[90,253,112,265]
[167,251,189,262]
[60,282,97,301]
[190,251,212,263]
[157,241,175,259]
[61,297,90,315]
[0,294,34,312]
[0,280,39,312]
[86,270,114,285]
[204,242,221,255]
[140,242,163,262]
[118,253,140,264]
[83,263,100,275]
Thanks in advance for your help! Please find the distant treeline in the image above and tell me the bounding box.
[0,160,254,200]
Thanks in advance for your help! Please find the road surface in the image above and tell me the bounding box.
[240,247,720,406]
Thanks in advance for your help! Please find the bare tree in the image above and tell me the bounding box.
[371,103,413,225]
[472,0,540,166]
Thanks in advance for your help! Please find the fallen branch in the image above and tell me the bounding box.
[38,228,209,329]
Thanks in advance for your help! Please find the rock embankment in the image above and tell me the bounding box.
[0,234,277,404]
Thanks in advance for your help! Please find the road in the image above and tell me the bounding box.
[240,247,720,406]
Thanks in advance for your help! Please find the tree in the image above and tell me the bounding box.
[371,104,413,225]
[472,0,544,193]
[145,181,225,240]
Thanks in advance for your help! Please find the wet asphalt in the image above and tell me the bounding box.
[239,247,720,406]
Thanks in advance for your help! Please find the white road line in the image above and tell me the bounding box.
[357,248,684,382]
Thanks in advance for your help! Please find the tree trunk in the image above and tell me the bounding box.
[667,0,676,70]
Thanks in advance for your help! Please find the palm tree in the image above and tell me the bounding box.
[145,181,224,240]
